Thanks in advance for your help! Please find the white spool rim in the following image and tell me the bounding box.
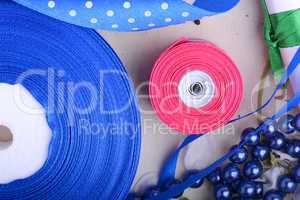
[0,84,51,184]
[178,70,216,108]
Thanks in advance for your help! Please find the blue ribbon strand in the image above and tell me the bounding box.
[0,1,141,199]
[152,48,300,200]
[11,0,240,31]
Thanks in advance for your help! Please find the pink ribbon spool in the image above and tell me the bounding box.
[149,38,243,134]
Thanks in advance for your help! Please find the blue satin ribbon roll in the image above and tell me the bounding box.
[11,0,240,31]
[0,1,141,199]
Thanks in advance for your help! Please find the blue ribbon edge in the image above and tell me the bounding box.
[151,47,300,200]
[11,0,240,31]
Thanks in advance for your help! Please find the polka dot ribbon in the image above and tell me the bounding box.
[12,0,240,31]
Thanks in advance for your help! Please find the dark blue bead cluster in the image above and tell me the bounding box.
[211,114,300,200]
[126,114,300,200]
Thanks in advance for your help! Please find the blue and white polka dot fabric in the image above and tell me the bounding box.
[12,0,239,31]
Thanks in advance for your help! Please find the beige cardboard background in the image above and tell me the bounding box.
[98,0,275,199]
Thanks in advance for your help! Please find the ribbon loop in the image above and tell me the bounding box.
[272,9,300,48]
[262,0,300,80]
[151,48,300,200]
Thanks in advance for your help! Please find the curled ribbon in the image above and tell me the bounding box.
[146,48,300,200]
[149,39,243,134]
[12,0,239,31]
[0,1,141,199]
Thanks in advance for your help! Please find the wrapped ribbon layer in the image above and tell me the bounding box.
[0,1,141,199]
[12,0,240,31]
[149,39,243,134]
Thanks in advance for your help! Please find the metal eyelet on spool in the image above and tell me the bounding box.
[178,70,216,108]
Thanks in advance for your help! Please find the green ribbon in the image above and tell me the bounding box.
[261,0,300,81]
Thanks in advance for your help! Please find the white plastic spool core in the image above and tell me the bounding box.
[0,83,51,184]
[178,70,216,108]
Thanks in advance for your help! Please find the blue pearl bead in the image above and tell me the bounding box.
[190,178,204,189]
[292,113,300,131]
[144,186,161,198]
[243,160,263,180]
[252,145,270,161]
[186,172,204,189]
[207,168,222,184]
[267,132,286,150]
[214,184,232,200]
[241,128,260,146]
[260,120,277,138]
[254,182,264,198]
[277,114,295,134]
[292,163,300,183]
[163,179,183,198]
[286,139,300,158]
[277,175,297,193]
[238,180,256,198]
[126,193,142,200]
[230,146,248,164]
[263,190,283,200]
[222,163,241,183]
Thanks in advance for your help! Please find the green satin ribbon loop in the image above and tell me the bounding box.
[271,10,300,48]
[261,0,300,81]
